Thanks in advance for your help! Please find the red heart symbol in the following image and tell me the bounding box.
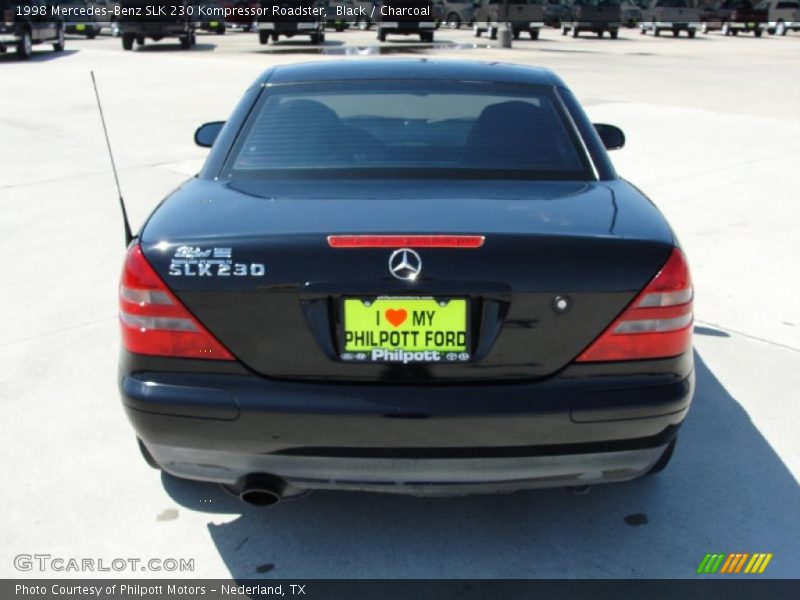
[385,309,407,328]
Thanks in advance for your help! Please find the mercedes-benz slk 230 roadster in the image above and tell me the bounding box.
[119,59,694,505]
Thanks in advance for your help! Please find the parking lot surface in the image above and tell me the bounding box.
[1,26,799,578]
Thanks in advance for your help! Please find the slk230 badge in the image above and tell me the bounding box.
[168,246,266,277]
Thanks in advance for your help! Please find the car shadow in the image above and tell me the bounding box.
[0,48,79,63]
[382,38,457,45]
[133,43,217,52]
[639,35,711,41]
[516,37,557,43]
[162,351,800,578]
[695,325,731,338]
[266,39,346,46]
[569,35,635,42]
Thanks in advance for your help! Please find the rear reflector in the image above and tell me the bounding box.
[576,248,693,362]
[328,235,485,248]
[119,245,234,360]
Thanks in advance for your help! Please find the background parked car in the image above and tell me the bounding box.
[60,0,102,38]
[757,0,800,34]
[376,0,436,41]
[196,0,227,34]
[257,0,325,44]
[544,0,570,25]
[118,0,197,50]
[562,0,622,37]
[440,0,476,28]
[325,0,352,31]
[222,1,259,30]
[90,0,121,36]
[433,0,446,26]
[0,0,64,59]
[474,0,546,40]
[620,0,643,25]
[640,0,699,36]
[700,0,768,35]
[351,0,377,29]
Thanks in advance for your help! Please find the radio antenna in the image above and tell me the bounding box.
[90,71,133,246]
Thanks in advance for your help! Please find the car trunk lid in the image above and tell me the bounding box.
[139,178,674,382]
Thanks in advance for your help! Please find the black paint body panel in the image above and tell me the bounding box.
[139,177,675,382]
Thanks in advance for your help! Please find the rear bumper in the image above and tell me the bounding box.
[511,21,544,31]
[729,21,767,30]
[572,21,620,30]
[120,23,189,35]
[65,23,101,34]
[146,442,670,495]
[121,351,694,493]
[651,22,696,29]
[379,22,436,32]
[258,22,322,32]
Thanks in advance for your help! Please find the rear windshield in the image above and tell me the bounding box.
[224,81,591,181]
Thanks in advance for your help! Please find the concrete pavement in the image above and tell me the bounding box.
[1,26,798,579]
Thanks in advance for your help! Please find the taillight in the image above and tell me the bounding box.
[119,245,234,360]
[4,9,13,24]
[576,248,693,362]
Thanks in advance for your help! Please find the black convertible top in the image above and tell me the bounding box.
[260,59,567,87]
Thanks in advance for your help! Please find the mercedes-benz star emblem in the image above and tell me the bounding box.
[388,248,422,281]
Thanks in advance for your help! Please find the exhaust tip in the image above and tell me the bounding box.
[236,474,287,507]
[240,488,282,507]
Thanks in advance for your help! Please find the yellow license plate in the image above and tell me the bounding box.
[342,297,469,363]
[210,21,218,27]
[76,24,85,31]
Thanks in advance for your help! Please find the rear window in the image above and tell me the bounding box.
[224,81,591,181]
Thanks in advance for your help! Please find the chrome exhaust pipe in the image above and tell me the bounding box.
[238,474,286,507]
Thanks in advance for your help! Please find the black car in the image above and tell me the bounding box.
[118,0,196,50]
[196,0,227,34]
[376,0,436,41]
[0,0,64,59]
[60,0,102,38]
[120,60,694,505]
[324,0,351,30]
[256,0,326,44]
